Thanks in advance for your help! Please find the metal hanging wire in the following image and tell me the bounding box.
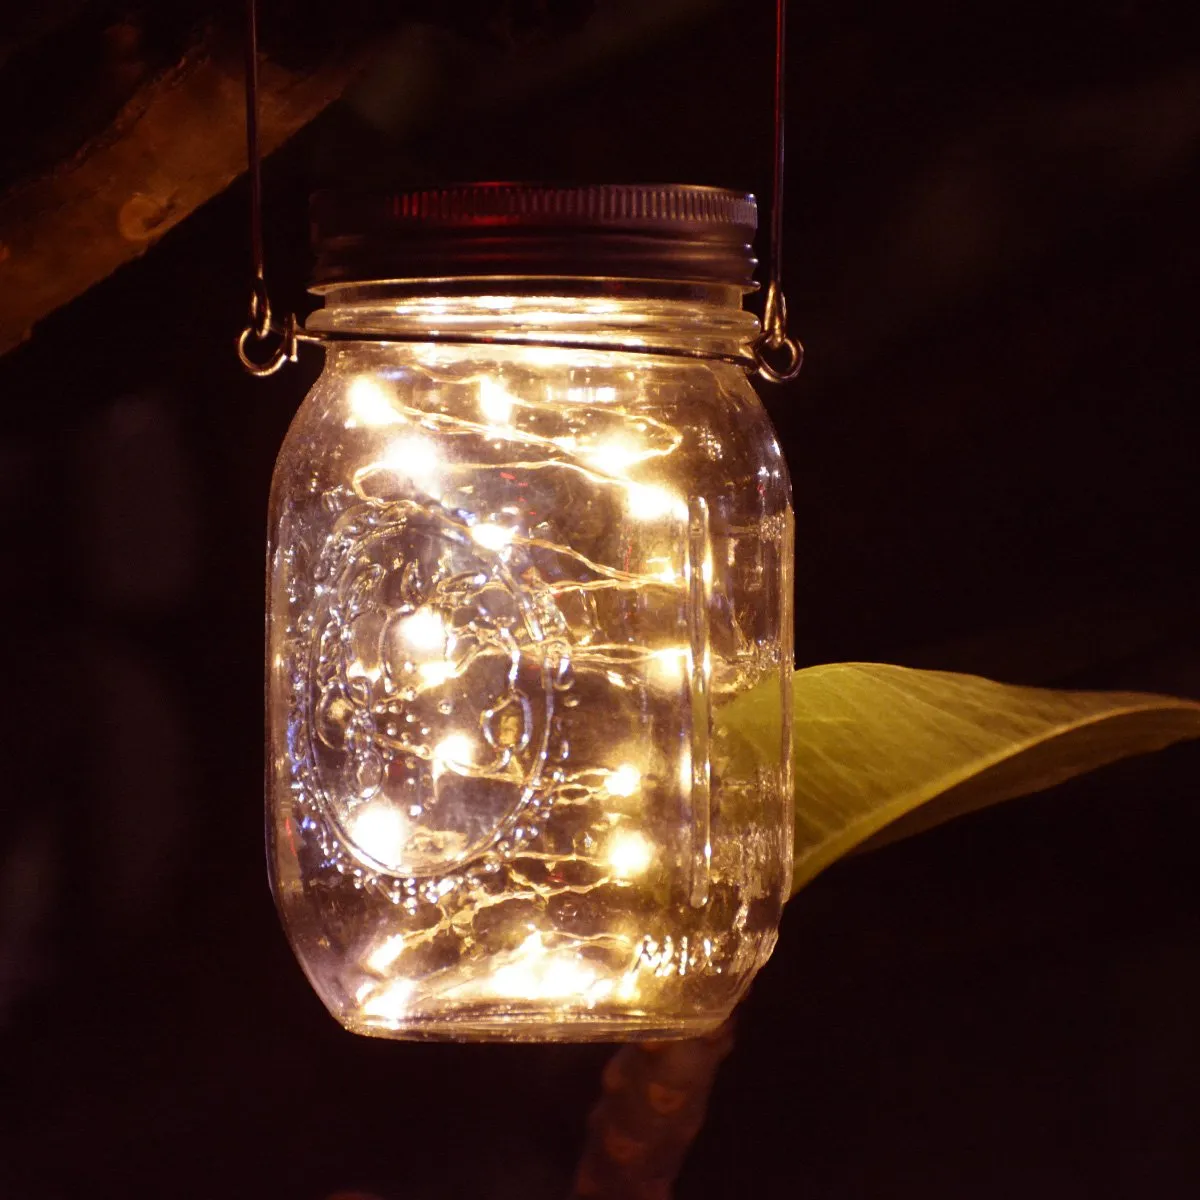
[755,0,805,382]
[235,0,298,376]
[236,0,802,383]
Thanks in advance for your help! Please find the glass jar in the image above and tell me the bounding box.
[267,185,793,1041]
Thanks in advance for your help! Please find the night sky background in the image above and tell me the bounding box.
[1,1,1198,1196]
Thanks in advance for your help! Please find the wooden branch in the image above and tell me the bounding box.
[0,7,371,356]
[570,1021,736,1200]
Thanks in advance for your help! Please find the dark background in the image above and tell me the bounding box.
[1,1,1198,1196]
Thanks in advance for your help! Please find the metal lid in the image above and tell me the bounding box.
[310,183,758,289]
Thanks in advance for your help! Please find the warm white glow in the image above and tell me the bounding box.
[434,733,475,769]
[605,763,641,798]
[349,801,410,866]
[364,934,408,975]
[478,378,516,426]
[615,971,640,1002]
[470,522,515,551]
[678,743,693,798]
[567,386,618,405]
[626,483,683,521]
[398,607,446,655]
[346,657,383,684]
[417,660,455,687]
[606,829,654,879]
[582,437,645,476]
[381,435,441,496]
[487,933,609,1002]
[648,646,690,688]
[360,977,417,1021]
[346,376,405,428]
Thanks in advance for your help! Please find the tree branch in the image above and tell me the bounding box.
[570,1021,735,1200]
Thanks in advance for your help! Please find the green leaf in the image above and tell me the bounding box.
[719,663,1200,896]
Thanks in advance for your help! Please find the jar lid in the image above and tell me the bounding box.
[310,182,758,290]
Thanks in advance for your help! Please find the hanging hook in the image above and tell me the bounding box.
[237,0,297,377]
[237,311,300,376]
[754,0,804,384]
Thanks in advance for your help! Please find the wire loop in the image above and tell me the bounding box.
[237,312,299,377]
[754,332,804,384]
[753,278,803,381]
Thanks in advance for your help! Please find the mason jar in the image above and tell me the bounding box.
[266,184,793,1041]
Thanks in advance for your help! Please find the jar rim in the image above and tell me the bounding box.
[310,183,759,290]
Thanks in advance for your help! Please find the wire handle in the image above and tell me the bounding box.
[236,0,802,384]
[752,0,804,383]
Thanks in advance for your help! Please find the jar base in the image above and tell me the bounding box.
[340,1007,730,1044]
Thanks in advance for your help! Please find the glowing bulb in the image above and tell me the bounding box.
[470,522,515,551]
[360,978,416,1022]
[346,658,382,684]
[417,660,455,687]
[488,933,602,1001]
[381,435,441,497]
[626,483,682,521]
[398,607,445,655]
[648,646,690,688]
[582,437,644,475]
[605,763,641,798]
[364,934,408,975]
[606,829,653,879]
[478,378,516,426]
[346,376,404,427]
[350,801,410,866]
[434,733,475,768]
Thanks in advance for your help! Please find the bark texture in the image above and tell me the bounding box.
[0,2,383,355]
[570,1022,736,1200]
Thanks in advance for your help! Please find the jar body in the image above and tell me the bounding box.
[266,291,793,1040]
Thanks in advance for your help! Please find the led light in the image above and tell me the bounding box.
[434,733,475,769]
[606,829,654,879]
[582,437,644,475]
[470,522,515,551]
[360,978,417,1022]
[605,763,641,798]
[478,377,516,425]
[346,657,383,684]
[381,434,441,496]
[626,483,682,521]
[398,607,446,654]
[346,376,404,428]
[615,972,640,1002]
[349,801,410,867]
[364,934,408,975]
[417,660,455,686]
[488,934,603,1002]
[648,646,690,688]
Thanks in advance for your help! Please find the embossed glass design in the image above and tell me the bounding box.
[267,285,793,1041]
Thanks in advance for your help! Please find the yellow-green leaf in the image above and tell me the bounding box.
[720,663,1200,895]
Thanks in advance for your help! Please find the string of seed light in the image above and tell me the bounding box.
[255,0,799,1042]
